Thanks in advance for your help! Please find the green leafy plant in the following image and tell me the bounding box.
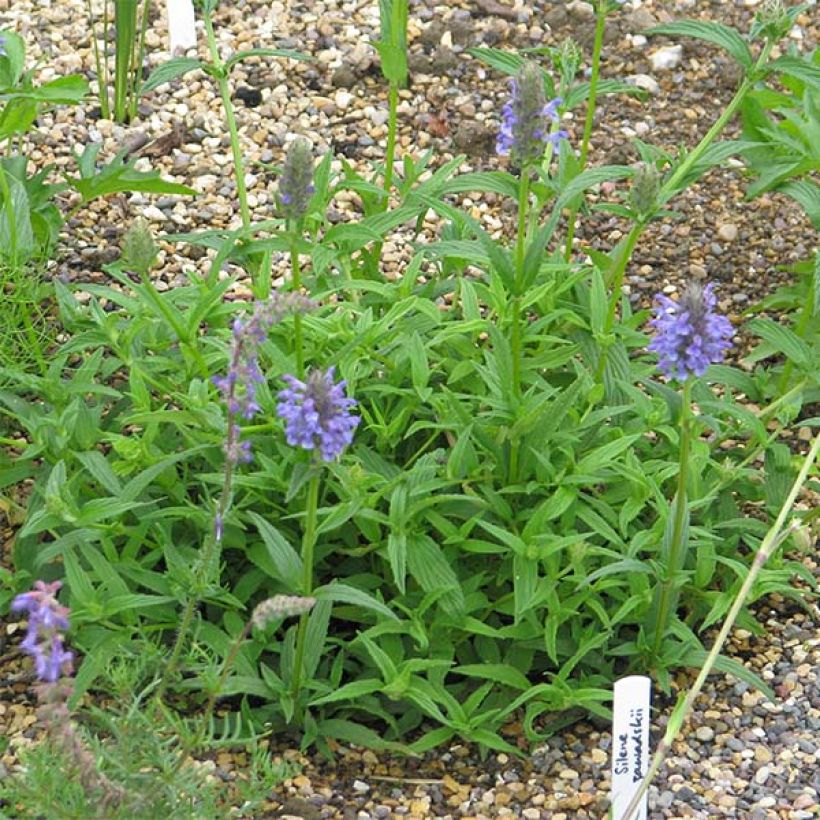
[2,1,818,781]
[85,0,152,122]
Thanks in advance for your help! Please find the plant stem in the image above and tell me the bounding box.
[383,82,399,207]
[113,0,138,122]
[289,473,321,704]
[157,417,237,702]
[86,0,110,119]
[137,271,208,378]
[660,39,775,202]
[650,378,692,662]
[563,0,607,261]
[593,220,643,384]
[290,222,305,379]
[200,619,252,733]
[129,0,152,120]
[510,171,530,399]
[622,431,820,820]
[508,171,530,483]
[203,12,252,230]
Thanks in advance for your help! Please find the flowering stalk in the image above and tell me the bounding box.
[508,171,530,483]
[622,431,820,820]
[12,581,126,810]
[200,595,315,743]
[497,62,567,481]
[158,295,313,701]
[276,367,360,703]
[645,283,733,660]
[278,138,315,378]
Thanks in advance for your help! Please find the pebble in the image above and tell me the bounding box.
[651,44,684,70]
[626,74,661,95]
[717,223,739,242]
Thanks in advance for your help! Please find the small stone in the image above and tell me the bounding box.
[754,765,770,785]
[352,779,369,793]
[626,74,661,95]
[651,45,683,71]
[717,223,738,242]
[558,769,579,780]
[522,810,541,819]
[142,205,167,222]
[695,726,715,742]
[331,66,357,88]
[590,748,607,765]
[334,90,354,110]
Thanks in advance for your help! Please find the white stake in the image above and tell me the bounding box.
[611,675,651,820]
[167,0,197,53]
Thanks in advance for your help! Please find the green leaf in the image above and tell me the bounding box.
[440,172,519,198]
[466,47,523,77]
[747,318,812,367]
[312,581,399,621]
[247,511,302,591]
[309,678,383,706]
[142,57,206,93]
[67,148,197,202]
[317,719,409,753]
[75,451,123,496]
[778,180,820,229]
[576,434,641,477]
[387,532,407,594]
[225,48,310,73]
[647,21,753,69]
[406,533,465,618]
[451,663,531,691]
[686,648,775,702]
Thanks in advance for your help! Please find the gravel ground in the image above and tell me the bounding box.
[1,0,819,817]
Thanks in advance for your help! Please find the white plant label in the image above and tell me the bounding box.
[167,0,197,52]
[611,675,651,820]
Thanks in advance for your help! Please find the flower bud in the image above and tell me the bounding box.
[277,138,315,222]
[251,595,316,629]
[121,218,158,276]
[630,163,661,217]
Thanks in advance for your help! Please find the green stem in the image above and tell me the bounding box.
[508,172,530,483]
[563,0,607,261]
[383,82,399,207]
[622,431,820,820]
[660,39,775,203]
[510,172,530,397]
[137,271,208,378]
[129,0,152,120]
[290,473,321,704]
[204,13,251,230]
[157,420,237,702]
[593,220,643,384]
[290,223,305,379]
[86,0,110,119]
[650,378,693,662]
[113,0,138,122]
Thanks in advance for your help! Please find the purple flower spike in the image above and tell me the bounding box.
[648,282,733,381]
[213,292,315,463]
[11,580,74,683]
[496,62,568,167]
[277,367,360,461]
